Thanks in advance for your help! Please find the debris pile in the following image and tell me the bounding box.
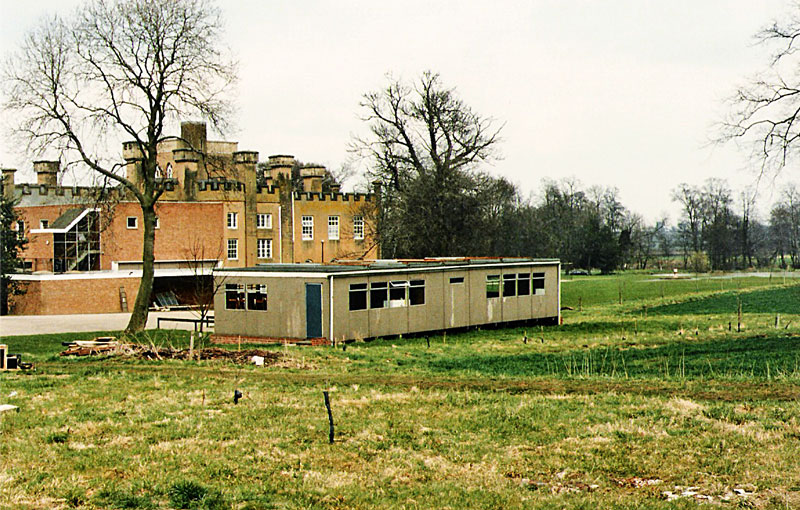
[60,340,285,366]
[128,345,282,364]
[663,485,756,503]
[612,477,662,488]
[60,337,119,356]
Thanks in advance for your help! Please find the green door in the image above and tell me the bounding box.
[305,283,323,338]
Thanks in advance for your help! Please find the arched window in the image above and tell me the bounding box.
[155,164,163,179]
[166,163,173,178]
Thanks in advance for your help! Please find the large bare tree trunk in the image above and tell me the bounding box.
[126,204,156,333]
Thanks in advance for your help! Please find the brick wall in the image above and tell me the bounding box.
[103,201,225,267]
[9,276,141,315]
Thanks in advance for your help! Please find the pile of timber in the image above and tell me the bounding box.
[60,337,120,357]
[59,339,283,365]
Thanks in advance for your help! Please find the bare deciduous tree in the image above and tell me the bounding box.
[3,0,236,332]
[183,238,224,337]
[351,71,503,257]
[719,7,800,174]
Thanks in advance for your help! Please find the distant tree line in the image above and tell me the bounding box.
[355,72,799,273]
[354,72,665,272]
[673,180,800,271]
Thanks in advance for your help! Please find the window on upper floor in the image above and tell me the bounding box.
[227,212,238,229]
[353,215,364,240]
[301,215,313,240]
[39,219,49,229]
[257,213,272,229]
[126,217,138,229]
[328,216,339,240]
[227,238,238,260]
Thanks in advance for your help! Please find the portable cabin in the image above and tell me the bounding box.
[212,258,561,343]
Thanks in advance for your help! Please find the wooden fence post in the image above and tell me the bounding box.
[323,391,334,444]
[737,298,742,333]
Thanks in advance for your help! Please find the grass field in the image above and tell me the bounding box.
[1,273,799,509]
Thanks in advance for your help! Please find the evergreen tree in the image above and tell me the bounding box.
[1,195,27,315]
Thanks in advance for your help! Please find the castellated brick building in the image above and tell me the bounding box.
[2,122,379,315]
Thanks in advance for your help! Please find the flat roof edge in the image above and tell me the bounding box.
[215,259,561,277]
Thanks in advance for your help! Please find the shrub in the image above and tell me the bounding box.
[168,480,227,509]
[97,487,155,509]
[688,251,710,273]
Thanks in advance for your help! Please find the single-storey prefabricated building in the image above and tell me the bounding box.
[213,258,561,343]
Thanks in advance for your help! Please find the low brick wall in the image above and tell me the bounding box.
[211,334,330,346]
[9,275,141,315]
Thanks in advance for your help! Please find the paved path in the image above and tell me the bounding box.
[0,310,211,337]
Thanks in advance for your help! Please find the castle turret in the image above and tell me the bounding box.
[234,151,259,266]
[268,155,294,183]
[301,166,325,192]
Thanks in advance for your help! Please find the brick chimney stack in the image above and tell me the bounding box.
[34,161,59,186]
[2,168,16,200]
[181,121,207,154]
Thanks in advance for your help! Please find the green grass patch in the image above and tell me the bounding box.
[561,273,785,308]
[1,273,800,508]
[648,284,800,315]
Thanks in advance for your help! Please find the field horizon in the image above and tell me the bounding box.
[1,272,799,509]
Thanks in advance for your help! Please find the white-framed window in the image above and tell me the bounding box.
[165,163,173,179]
[301,215,313,240]
[16,220,24,240]
[227,238,238,260]
[349,283,368,311]
[388,280,407,308]
[257,238,272,259]
[409,279,425,305]
[127,217,138,229]
[247,284,267,311]
[227,212,238,229]
[486,275,500,299]
[257,213,272,229]
[154,216,160,229]
[225,283,245,310]
[532,272,546,295]
[328,215,339,240]
[353,215,364,240]
[503,274,517,297]
[39,219,49,229]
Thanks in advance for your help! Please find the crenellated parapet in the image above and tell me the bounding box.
[14,182,135,206]
[291,190,375,203]
[196,179,245,193]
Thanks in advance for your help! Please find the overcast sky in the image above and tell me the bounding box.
[0,0,795,222]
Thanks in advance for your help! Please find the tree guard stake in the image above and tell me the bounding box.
[323,391,334,444]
